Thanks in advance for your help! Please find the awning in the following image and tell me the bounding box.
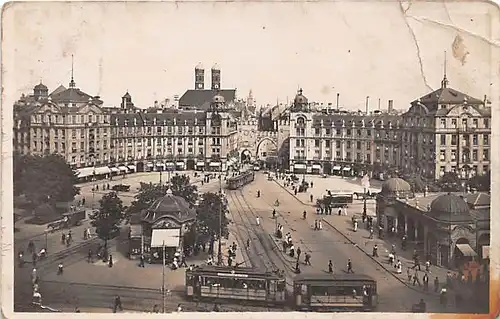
[76,167,95,178]
[176,162,185,167]
[118,166,128,172]
[210,162,221,167]
[110,167,120,173]
[312,164,322,170]
[196,162,205,166]
[482,246,490,259]
[294,164,306,170]
[151,228,181,248]
[333,166,342,170]
[127,165,136,171]
[343,167,351,171]
[456,244,477,257]
[147,163,154,168]
[94,166,111,175]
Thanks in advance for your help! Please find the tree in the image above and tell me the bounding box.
[90,192,124,251]
[195,192,229,244]
[170,174,198,205]
[406,174,426,193]
[468,171,491,191]
[14,153,79,205]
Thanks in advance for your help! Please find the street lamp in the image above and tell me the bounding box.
[217,165,223,266]
[161,240,166,313]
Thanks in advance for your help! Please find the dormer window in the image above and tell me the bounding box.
[297,117,305,125]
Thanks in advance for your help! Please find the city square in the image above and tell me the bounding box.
[4,1,495,315]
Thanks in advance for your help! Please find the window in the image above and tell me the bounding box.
[347,141,351,148]
[325,128,331,135]
[484,119,490,128]
[336,129,341,136]
[472,135,478,146]
[451,119,457,127]
[451,135,457,146]
[483,149,489,161]
[336,141,341,148]
[483,165,489,173]
[315,139,320,147]
[440,134,446,145]
[439,150,445,161]
[325,140,330,148]
[451,150,456,161]
[366,142,371,150]
[367,130,372,137]
[315,128,320,136]
[473,119,478,128]
[483,134,489,145]
[346,129,351,136]
[296,140,301,147]
[366,153,371,163]
[440,119,446,128]
[356,141,361,149]
[473,150,478,161]
[357,129,361,136]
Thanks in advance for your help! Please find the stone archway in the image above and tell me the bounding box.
[241,149,252,163]
[255,137,278,160]
[453,237,471,268]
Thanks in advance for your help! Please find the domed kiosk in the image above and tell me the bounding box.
[129,189,196,261]
[380,178,412,197]
[428,193,470,221]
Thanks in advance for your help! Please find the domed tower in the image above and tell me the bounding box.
[33,81,49,100]
[195,62,205,90]
[211,63,221,90]
[291,88,309,112]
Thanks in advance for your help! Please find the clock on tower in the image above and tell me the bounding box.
[197,83,203,89]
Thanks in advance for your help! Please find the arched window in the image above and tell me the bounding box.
[297,117,305,125]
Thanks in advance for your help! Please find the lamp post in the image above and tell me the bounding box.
[162,240,166,313]
[44,230,48,251]
[217,165,223,266]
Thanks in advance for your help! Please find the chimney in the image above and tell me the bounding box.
[336,93,340,111]
[388,100,394,113]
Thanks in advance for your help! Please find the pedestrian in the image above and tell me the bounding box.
[289,245,295,258]
[423,273,429,291]
[413,271,421,286]
[319,219,323,230]
[338,208,342,216]
[246,238,250,249]
[310,194,313,202]
[369,227,374,239]
[304,253,311,266]
[434,277,439,292]
[347,259,354,273]
[314,220,318,230]
[32,252,37,266]
[228,256,233,267]
[396,260,402,274]
[108,254,113,268]
[282,240,287,253]
[61,233,66,244]
[425,260,431,272]
[407,268,412,282]
[88,249,93,263]
[297,247,302,259]
[295,260,301,274]
[177,304,183,312]
[256,216,260,226]
[113,295,123,313]
[139,254,145,267]
[372,245,378,257]
[57,263,64,275]
[439,287,447,305]
[328,260,334,273]
[391,244,396,256]
[343,207,348,216]
[388,252,394,265]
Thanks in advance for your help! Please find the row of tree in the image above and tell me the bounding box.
[91,174,229,253]
[13,152,80,206]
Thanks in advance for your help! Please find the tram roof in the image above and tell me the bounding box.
[293,273,376,284]
[188,265,283,278]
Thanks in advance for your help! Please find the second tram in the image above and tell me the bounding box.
[293,273,378,311]
[185,265,287,306]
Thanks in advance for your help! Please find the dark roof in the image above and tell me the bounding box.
[179,89,236,110]
[466,192,490,208]
[414,86,483,106]
[111,110,206,126]
[50,87,103,105]
[34,82,48,90]
[50,85,67,95]
[141,191,196,224]
[188,265,283,278]
[381,178,412,194]
[429,193,470,221]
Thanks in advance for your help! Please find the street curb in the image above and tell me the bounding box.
[273,179,435,297]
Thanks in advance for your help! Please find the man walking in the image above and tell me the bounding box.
[423,273,429,291]
[113,295,123,313]
[347,259,354,273]
[328,260,334,273]
[304,253,311,266]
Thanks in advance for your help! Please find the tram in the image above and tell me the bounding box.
[185,265,287,306]
[293,273,378,312]
[226,171,255,190]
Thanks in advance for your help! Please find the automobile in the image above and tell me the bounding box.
[112,184,131,192]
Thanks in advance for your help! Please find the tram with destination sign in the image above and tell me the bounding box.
[293,273,378,312]
[185,265,287,306]
[226,171,255,190]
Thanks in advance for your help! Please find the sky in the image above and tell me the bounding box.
[2,1,499,111]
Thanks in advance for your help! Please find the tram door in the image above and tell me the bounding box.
[268,280,277,300]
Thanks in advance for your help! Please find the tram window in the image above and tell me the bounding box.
[186,275,194,285]
[277,280,285,291]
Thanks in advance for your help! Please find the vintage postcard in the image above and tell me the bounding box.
[1,1,498,317]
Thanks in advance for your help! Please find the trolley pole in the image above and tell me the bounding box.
[162,241,166,313]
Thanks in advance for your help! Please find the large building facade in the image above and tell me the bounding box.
[288,74,492,180]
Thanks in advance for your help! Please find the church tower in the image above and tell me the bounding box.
[211,64,221,90]
[195,62,205,90]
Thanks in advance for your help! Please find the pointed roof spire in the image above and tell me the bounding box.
[69,54,76,88]
[441,51,449,89]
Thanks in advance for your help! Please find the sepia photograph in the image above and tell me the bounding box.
[1,1,498,316]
